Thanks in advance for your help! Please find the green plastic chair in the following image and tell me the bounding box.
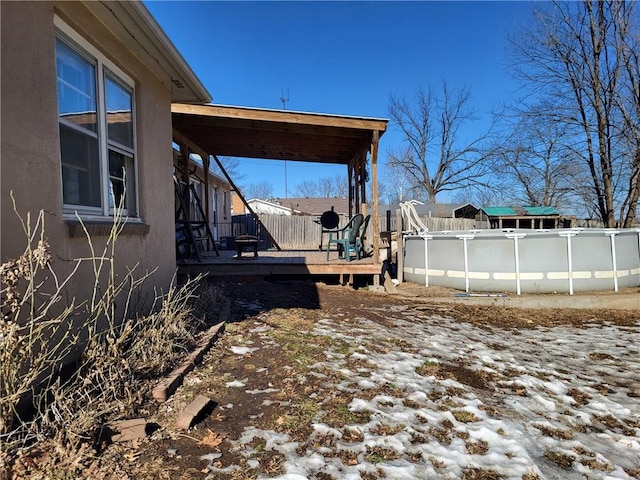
[326,213,364,262]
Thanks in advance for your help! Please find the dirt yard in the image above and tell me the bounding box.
[8,279,640,479]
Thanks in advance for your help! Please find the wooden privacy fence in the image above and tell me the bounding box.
[231,213,476,250]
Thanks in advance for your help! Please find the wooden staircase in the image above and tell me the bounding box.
[174,177,219,262]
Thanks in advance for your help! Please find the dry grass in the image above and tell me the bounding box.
[543,450,575,469]
[461,467,504,479]
[466,439,490,455]
[452,410,480,423]
[533,423,574,440]
[0,197,223,475]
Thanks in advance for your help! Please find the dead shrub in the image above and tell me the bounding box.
[1,195,221,469]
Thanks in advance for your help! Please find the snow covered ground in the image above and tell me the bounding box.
[204,303,640,480]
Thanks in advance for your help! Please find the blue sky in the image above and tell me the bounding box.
[146,1,534,199]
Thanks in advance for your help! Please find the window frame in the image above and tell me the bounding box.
[55,16,139,220]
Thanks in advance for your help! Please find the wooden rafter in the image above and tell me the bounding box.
[211,154,281,251]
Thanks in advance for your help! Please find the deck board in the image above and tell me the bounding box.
[178,249,381,277]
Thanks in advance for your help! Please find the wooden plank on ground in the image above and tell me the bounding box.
[383,271,397,294]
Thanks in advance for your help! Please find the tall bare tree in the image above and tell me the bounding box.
[510,0,639,226]
[293,175,347,198]
[381,155,416,205]
[489,115,585,209]
[387,83,493,203]
[245,181,274,200]
[209,156,245,183]
[617,16,640,226]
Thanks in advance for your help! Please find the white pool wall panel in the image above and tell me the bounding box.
[402,228,640,294]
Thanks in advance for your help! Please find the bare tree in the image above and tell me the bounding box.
[381,155,417,205]
[245,181,274,200]
[617,18,640,226]
[451,187,503,209]
[293,180,318,198]
[319,175,348,198]
[510,0,639,226]
[489,115,584,209]
[293,176,347,198]
[387,83,493,203]
[209,156,245,184]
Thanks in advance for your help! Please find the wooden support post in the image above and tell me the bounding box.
[386,209,392,262]
[203,155,211,249]
[354,158,361,214]
[370,131,380,266]
[180,144,191,220]
[396,207,404,284]
[348,162,354,217]
[360,152,367,214]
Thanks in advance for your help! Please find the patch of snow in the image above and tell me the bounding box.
[222,304,640,479]
[225,379,247,388]
[231,345,259,355]
[199,452,221,463]
[246,388,280,394]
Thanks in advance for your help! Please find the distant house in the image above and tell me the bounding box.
[379,202,479,219]
[246,198,294,216]
[478,206,575,229]
[234,197,350,217]
[273,197,350,216]
[2,1,210,315]
[414,202,478,219]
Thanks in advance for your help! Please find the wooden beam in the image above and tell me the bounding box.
[371,130,380,266]
[203,155,211,248]
[348,162,354,218]
[179,262,381,277]
[359,151,367,213]
[211,154,281,251]
[173,128,209,161]
[354,156,360,214]
[172,103,389,132]
[173,116,376,140]
[179,143,191,220]
[396,207,404,283]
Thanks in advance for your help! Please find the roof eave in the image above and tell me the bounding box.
[128,2,211,103]
[86,1,211,103]
[172,103,388,133]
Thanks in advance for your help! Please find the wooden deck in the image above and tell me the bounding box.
[177,249,381,278]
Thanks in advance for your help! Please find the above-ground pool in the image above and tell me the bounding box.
[402,228,640,294]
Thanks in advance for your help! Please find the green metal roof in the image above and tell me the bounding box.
[523,206,560,215]
[482,206,560,217]
[482,206,517,216]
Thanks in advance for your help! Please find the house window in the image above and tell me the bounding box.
[55,18,137,217]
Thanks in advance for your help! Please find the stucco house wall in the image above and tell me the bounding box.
[1,2,208,317]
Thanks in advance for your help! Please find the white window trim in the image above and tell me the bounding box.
[55,16,139,220]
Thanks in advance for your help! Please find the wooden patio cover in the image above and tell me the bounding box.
[171,103,388,261]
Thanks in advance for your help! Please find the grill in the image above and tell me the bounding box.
[315,209,340,250]
[319,210,339,229]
